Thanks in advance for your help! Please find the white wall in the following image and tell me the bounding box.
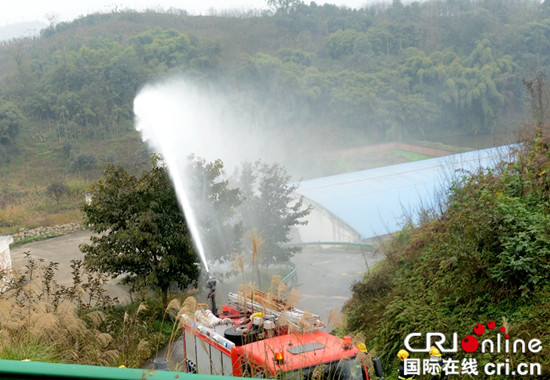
[0,235,13,271]
[291,196,360,243]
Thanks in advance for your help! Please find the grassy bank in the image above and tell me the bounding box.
[344,133,550,378]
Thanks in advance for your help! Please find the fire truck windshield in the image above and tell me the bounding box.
[276,357,365,380]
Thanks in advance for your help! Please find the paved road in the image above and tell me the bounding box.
[10,230,132,303]
[290,246,382,326]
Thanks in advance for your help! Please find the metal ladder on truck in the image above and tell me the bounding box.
[227,289,324,330]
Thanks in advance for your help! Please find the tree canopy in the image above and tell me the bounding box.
[0,0,546,154]
[2,0,550,237]
[80,154,311,301]
[186,155,243,264]
[184,158,312,265]
[234,161,311,264]
[80,156,200,307]
[0,101,24,145]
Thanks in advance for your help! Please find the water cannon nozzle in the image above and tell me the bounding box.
[206,277,217,289]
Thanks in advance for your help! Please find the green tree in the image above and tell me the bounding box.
[70,153,97,172]
[267,0,303,15]
[325,29,361,59]
[47,180,69,203]
[186,156,243,264]
[442,39,508,134]
[0,101,25,145]
[234,161,311,264]
[80,156,200,307]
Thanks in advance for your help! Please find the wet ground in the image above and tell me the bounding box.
[145,245,385,370]
[291,246,382,324]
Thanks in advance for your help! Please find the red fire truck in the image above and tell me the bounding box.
[181,280,384,380]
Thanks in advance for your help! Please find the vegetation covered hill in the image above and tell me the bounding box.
[1,0,549,232]
[0,0,550,374]
[344,107,550,377]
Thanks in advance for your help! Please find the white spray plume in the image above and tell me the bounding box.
[133,77,282,272]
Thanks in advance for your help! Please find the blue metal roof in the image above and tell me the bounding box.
[295,145,515,240]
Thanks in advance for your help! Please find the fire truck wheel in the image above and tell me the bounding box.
[224,326,260,346]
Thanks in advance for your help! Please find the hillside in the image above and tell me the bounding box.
[0,0,549,233]
[344,114,550,377]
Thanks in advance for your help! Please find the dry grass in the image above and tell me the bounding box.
[39,209,83,227]
[0,203,28,228]
[0,254,121,365]
[161,296,197,365]
[65,176,91,197]
[327,308,344,331]
[1,253,199,367]
[0,174,91,233]
[0,288,118,364]
[0,254,186,368]
[269,275,288,299]
[247,228,265,290]
[115,301,155,367]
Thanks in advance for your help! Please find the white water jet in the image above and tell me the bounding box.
[134,84,211,272]
[133,77,278,272]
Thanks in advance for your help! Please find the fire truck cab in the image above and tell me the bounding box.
[181,287,384,380]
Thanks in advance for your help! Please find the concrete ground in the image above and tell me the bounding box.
[291,246,382,325]
[211,246,382,325]
[10,230,133,304]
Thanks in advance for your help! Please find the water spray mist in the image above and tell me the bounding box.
[133,80,212,272]
[133,77,293,273]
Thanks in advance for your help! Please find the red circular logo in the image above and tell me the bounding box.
[461,335,479,353]
[474,324,485,335]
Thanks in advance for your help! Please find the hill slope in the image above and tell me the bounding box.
[1,1,548,232]
[344,123,550,378]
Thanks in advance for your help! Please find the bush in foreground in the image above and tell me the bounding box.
[0,253,184,368]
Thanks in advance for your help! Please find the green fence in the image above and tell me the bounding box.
[282,241,374,248]
[0,359,235,380]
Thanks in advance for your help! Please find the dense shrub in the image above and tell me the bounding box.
[344,138,550,377]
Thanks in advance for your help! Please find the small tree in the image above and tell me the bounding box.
[80,155,200,307]
[47,181,68,203]
[235,161,311,264]
[70,154,97,172]
[0,101,25,145]
[186,156,243,264]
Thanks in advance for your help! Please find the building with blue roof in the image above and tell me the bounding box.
[292,145,516,242]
